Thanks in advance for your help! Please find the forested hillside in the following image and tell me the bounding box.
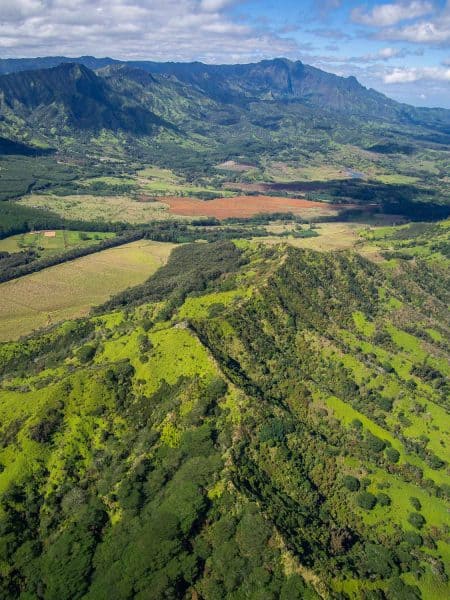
[0,236,448,599]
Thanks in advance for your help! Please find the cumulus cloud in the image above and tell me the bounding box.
[0,0,298,62]
[352,46,406,61]
[352,1,450,46]
[378,20,450,44]
[383,65,450,82]
[378,46,401,58]
[352,1,433,27]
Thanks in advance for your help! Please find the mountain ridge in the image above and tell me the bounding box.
[1,55,449,115]
[0,237,448,599]
[0,62,172,134]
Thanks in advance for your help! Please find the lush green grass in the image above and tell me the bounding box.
[176,289,244,320]
[360,219,450,261]
[137,165,235,198]
[0,229,113,256]
[0,237,447,600]
[323,394,403,454]
[352,311,376,337]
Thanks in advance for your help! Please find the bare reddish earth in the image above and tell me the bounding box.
[162,195,339,219]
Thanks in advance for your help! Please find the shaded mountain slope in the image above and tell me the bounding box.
[1,56,449,126]
[0,63,170,134]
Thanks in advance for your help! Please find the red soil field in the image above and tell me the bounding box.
[162,195,339,219]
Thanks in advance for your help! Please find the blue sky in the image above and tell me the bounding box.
[0,1,449,107]
[231,0,450,106]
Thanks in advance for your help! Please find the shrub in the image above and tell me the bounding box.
[386,447,400,463]
[208,303,226,318]
[407,512,425,529]
[142,317,153,331]
[259,418,290,445]
[343,475,360,492]
[386,577,421,600]
[361,542,396,578]
[366,433,386,453]
[409,497,421,511]
[377,493,391,506]
[77,344,96,363]
[404,531,422,547]
[29,413,61,443]
[383,361,394,373]
[357,492,377,510]
[427,453,445,470]
[377,396,393,411]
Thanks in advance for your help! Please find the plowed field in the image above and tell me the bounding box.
[163,195,338,219]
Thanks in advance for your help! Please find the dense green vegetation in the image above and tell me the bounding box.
[0,232,448,599]
[0,55,449,599]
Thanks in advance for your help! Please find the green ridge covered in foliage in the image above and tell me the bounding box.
[0,236,448,599]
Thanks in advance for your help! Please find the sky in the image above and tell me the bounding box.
[0,0,449,107]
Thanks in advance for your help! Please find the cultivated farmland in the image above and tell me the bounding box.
[0,229,114,256]
[0,240,175,341]
[163,195,339,219]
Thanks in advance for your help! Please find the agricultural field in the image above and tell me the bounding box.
[18,193,178,224]
[262,161,351,183]
[0,229,114,257]
[137,165,234,198]
[0,239,175,341]
[260,219,405,256]
[163,194,339,219]
[261,222,365,251]
[18,190,342,223]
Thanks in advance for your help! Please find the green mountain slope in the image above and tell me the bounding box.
[2,56,450,125]
[0,237,448,599]
[0,63,171,135]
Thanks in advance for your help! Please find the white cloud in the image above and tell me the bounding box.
[384,66,450,82]
[353,46,405,61]
[200,0,238,11]
[379,20,450,44]
[0,0,298,63]
[378,46,400,58]
[352,1,433,27]
[313,46,413,65]
[354,1,450,46]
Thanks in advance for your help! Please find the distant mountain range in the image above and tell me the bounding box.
[0,56,449,129]
[0,56,449,179]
